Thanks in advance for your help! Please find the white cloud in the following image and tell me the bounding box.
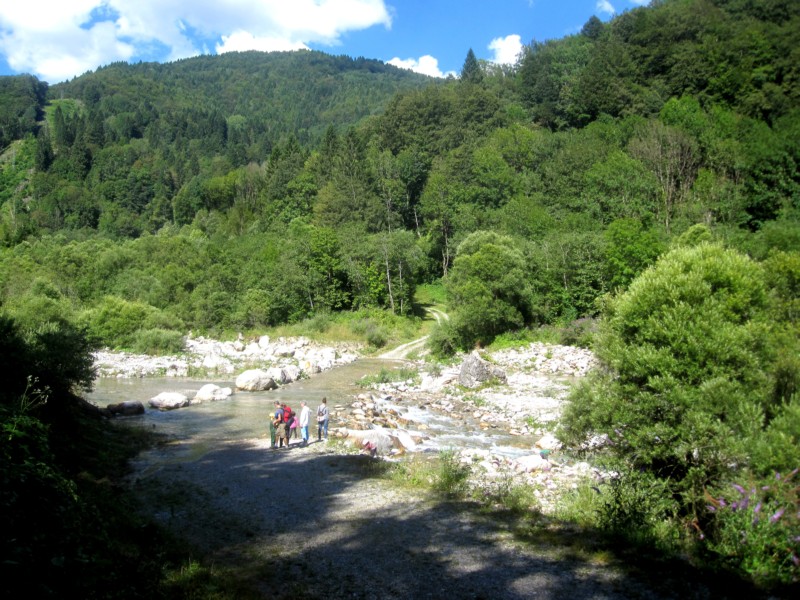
[0,0,392,82]
[629,0,649,5]
[387,55,454,78]
[596,0,616,15]
[488,34,522,65]
[216,31,308,54]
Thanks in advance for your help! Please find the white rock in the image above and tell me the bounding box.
[515,454,549,473]
[535,432,562,451]
[194,384,233,402]
[235,369,278,391]
[149,392,189,410]
[282,364,301,382]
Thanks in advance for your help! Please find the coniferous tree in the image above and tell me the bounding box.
[460,48,483,84]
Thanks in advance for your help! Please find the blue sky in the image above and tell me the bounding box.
[0,1,649,84]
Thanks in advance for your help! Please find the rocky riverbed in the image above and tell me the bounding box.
[97,335,605,514]
[331,342,606,515]
[115,337,730,598]
[93,334,361,379]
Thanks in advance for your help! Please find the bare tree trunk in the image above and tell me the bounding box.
[397,260,404,314]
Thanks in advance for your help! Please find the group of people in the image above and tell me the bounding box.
[270,397,329,449]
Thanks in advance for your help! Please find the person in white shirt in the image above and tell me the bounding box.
[299,401,311,446]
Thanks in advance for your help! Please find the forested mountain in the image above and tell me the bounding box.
[0,0,797,341]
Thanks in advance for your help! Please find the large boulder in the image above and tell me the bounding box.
[235,369,278,391]
[458,351,507,389]
[266,366,290,384]
[342,429,395,454]
[282,364,301,383]
[149,392,189,410]
[194,384,233,402]
[515,454,550,473]
[107,400,145,416]
[535,432,562,451]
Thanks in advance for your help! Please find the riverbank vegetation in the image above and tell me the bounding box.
[1,0,799,593]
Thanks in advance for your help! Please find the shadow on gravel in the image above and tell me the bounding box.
[130,438,777,600]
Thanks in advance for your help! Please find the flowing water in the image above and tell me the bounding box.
[88,358,546,459]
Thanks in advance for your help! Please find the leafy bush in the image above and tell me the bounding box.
[704,471,800,586]
[433,450,471,498]
[365,322,388,348]
[558,317,597,348]
[306,311,332,333]
[445,231,532,350]
[559,241,800,586]
[356,366,418,388]
[597,471,678,547]
[561,243,774,507]
[427,319,459,356]
[130,328,186,355]
[85,295,155,348]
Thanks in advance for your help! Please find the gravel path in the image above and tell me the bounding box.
[131,434,733,599]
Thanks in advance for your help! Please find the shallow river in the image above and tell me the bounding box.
[87,358,542,458]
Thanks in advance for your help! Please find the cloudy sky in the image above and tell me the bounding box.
[0,0,649,83]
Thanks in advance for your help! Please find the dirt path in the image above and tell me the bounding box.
[133,434,727,599]
[378,308,448,360]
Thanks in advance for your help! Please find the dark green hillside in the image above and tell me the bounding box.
[519,0,800,129]
[53,50,432,150]
[0,75,47,149]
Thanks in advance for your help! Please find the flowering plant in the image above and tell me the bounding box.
[702,468,799,585]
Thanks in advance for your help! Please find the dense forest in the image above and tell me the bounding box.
[1,0,799,593]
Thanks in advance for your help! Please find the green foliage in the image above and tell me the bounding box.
[0,75,46,148]
[129,328,186,355]
[557,317,598,348]
[704,471,800,586]
[604,218,664,290]
[443,230,532,351]
[597,471,679,547]
[85,295,159,349]
[0,312,184,598]
[560,240,799,585]
[432,449,472,498]
[356,366,419,388]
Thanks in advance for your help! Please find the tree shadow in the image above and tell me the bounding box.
[129,438,776,600]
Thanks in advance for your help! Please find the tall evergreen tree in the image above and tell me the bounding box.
[460,48,483,84]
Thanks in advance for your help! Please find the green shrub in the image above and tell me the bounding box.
[306,311,332,334]
[704,471,800,586]
[427,319,459,356]
[365,322,388,348]
[597,471,678,547]
[560,243,775,508]
[560,241,800,586]
[445,231,532,350]
[356,366,418,388]
[558,317,597,348]
[433,450,471,498]
[130,328,186,355]
[86,295,155,348]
